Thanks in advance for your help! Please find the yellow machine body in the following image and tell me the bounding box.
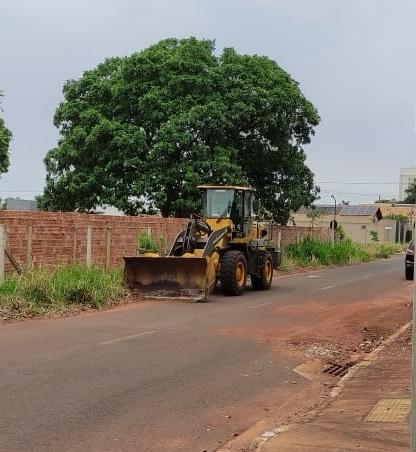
[123,186,281,302]
[124,219,231,302]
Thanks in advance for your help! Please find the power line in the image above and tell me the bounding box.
[317,181,398,185]
[0,190,42,193]
[319,190,397,196]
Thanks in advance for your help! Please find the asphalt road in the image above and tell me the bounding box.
[0,255,408,452]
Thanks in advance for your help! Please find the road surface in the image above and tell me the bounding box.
[0,255,410,452]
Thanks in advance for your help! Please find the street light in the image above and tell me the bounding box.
[330,195,336,244]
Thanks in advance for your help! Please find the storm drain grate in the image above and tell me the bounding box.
[322,362,354,377]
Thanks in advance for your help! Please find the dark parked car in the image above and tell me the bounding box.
[405,240,414,280]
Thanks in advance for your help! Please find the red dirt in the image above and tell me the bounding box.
[216,283,412,451]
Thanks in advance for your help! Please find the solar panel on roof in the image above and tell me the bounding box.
[340,205,379,216]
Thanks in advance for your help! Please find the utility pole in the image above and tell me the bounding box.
[331,195,336,244]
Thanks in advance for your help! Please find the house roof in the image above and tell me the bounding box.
[375,203,415,219]
[296,205,342,215]
[295,204,382,219]
[339,205,381,217]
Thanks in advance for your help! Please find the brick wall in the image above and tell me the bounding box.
[273,225,331,249]
[0,211,187,272]
[0,211,330,272]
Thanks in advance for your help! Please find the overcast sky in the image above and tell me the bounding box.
[1,0,415,204]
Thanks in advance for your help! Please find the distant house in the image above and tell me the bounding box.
[92,205,125,216]
[375,203,415,221]
[399,167,416,200]
[292,204,412,243]
[375,203,415,242]
[3,199,128,216]
[4,198,38,211]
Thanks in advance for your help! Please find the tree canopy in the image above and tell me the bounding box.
[404,179,416,204]
[0,91,11,175]
[40,37,320,223]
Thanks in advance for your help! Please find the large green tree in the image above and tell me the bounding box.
[41,38,320,222]
[0,91,11,174]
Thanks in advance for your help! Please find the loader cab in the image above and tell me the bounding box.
[198,185,255,237]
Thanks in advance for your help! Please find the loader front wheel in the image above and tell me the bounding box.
[251,253,273,290]
[220,251,247,296]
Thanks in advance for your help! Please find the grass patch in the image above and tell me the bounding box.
[0,265,126,321]
[279,255,300,273]
[365,242,404,259]
[283,238,402,271]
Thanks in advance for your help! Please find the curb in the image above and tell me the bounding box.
[330,321,411,398]
[218,320,412,452]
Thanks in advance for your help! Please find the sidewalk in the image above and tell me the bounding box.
[262,326,411,452]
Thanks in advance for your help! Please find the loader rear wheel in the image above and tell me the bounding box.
[220,251,247,296]
[251,253,273,290]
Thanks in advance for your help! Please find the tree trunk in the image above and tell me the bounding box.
[160,204,171,217]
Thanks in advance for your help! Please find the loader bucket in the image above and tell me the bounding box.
[123,256,211,302]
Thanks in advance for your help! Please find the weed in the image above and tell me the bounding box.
[137,232,159,253]
[285,238,400,269]
[369,230,379,242]
[0,265,126,321]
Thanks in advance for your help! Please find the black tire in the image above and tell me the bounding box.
[220,250,247,296]
[406,268,414,280]
[251,253,273,290]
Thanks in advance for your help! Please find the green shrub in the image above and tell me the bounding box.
[0,278,17,296]
[373,242,399,259]
[336,225,347,241]
[286,238,358,266]
[279,255,299,272]
[369,230,379,242]
[137,232,159,253]
[284,238,398,268]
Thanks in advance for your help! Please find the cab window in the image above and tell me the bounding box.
[231,190,244,231]
[244,193,252,218]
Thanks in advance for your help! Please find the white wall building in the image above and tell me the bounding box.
[399,167,416,201]
[5,198,38,211]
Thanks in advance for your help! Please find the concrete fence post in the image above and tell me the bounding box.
[277,230,282,251]
[105,226,112,269]
[0,225,5,282]
[72,226,78,263]
[86,226,92,267]
[26,225,33,269]
[296,231,300,244]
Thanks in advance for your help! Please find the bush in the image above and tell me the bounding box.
[286,238,359,266]
[369,230,379,242]
[279,255,299,272]
[0,265,126,320]
[336,225,347,241]
[137,232,159,253]
[372,242,401,259]
[284,238,398,269]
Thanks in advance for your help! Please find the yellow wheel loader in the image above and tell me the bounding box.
[123,185,282,302]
